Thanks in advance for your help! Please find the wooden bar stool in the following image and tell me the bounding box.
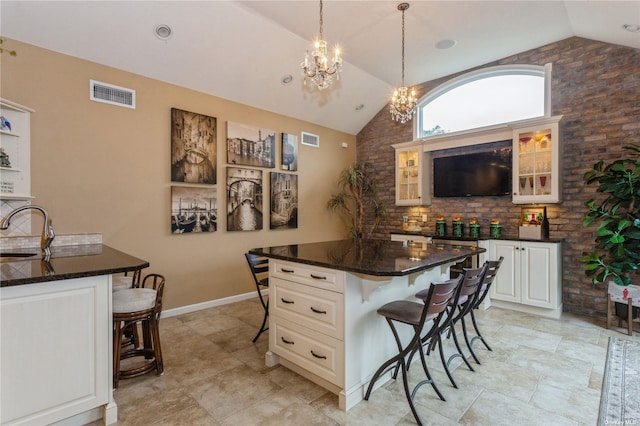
[112,273,165,388]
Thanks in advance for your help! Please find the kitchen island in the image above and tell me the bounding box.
[249,239,484,410]
[0,244,148,426]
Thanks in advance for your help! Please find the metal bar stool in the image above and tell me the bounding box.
[364,276,462,426]
[112,273,165,388]
[245,253,269,342]
[468,257,504,358]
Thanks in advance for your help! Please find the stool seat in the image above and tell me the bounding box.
[113,288,156,313]
[112,275,134,292]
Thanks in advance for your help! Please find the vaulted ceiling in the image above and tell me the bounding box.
[2,1,639,134]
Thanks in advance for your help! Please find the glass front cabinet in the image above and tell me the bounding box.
[512,116,562,204]
[393,141,430,206]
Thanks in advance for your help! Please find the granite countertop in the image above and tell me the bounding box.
[391,230,563,244]
[249,239,485,277]
[0,244,149,287]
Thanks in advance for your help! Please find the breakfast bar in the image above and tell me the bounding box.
[249,239,484,411]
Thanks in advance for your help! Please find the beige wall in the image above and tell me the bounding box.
[1,39,356,310]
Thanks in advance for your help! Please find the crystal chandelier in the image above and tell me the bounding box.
[390,3,417,124]
[301,0,342,90]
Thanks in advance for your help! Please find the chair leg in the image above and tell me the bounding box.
[461,316,481,365]
[469,308,492,351]
[113,320,123,389]
[150,316,164,375]
[415,337,446,401]
[436,333,458,389]
[447,322,475,372]
[252,299,269,343]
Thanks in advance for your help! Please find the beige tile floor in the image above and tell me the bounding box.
[111,299,640,425]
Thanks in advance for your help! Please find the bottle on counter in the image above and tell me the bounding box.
[541,207,550,239]
[529,213,538,225]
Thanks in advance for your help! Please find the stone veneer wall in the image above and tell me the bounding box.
[356,37,640,318]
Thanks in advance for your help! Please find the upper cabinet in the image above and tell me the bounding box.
[392,141,431,206]
[512,116,562,204]
[0,99,33,200]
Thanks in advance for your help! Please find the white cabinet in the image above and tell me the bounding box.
[512,116,562,204]
[392,141,431,206]
[0,276,113,425]
[489,239,562,318]
[0,99,33,200]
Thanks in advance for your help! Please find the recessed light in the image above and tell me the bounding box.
[622,24,640,33]
[436,39,457,50]
[281,75,293,85]
[355,104,364,111]
[154,24,172,40]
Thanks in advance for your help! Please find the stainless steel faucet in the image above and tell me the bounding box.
[0,205,55,260]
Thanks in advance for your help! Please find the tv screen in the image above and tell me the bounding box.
[433,148,512,197]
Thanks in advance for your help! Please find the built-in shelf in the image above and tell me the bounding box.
[0,98,33,200]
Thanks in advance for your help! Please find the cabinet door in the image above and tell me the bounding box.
[520,241,557,308]
[394,146,430,206]
[512,117,561,204]
[490,240,520,303]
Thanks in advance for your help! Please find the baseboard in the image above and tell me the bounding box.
[161,289,265,318]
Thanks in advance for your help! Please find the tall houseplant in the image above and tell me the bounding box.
[327,163,387,239]
[582,144,640,286]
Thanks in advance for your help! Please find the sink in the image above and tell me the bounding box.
[0,252,39,261]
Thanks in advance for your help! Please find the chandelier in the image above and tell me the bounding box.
[390,3,417,123]
[301,0,342,90]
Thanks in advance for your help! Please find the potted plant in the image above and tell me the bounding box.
[582,144,640,318]
[327,162,387,239]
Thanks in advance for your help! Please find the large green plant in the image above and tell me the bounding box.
[582,144,640,286]
[327,163,387,239]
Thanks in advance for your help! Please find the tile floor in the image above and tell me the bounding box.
[111,299,639,425]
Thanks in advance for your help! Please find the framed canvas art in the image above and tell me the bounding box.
[226,167,263,231]
[171,108,217,184]
[171,186,217,234]
[226,122,276,168]
[281,133,298,171]
[270,172,298,230]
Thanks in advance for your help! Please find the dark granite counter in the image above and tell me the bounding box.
[0,244,149,287]
[249,239,485,277]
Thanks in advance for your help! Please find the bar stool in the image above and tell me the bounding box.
[364,276,461,426]
[245,253,269,342]
[112,267,144,292]
[112,273,165,388]
[467,257,504,359]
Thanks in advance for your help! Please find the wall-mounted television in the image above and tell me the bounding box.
[433,148,512,197]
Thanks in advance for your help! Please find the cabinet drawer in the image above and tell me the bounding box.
[271,317,344,387]
[272,277,344,339]
[271,260,344,293]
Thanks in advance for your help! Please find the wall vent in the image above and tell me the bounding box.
[90,80,136,109]
[301,132,319,147]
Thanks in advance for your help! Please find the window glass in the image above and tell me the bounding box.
[417,67,547,138]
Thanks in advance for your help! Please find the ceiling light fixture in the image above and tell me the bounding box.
[301,0,343,90]
[281,74,293,85]
[154,24,172,40]
[390,3,417,124]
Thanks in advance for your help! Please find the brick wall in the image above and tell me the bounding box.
[356,37,640,318]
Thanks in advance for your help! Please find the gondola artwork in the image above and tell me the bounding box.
[226,167,263,231]
[226,122,276,168]
[270,172,298,230]
[171,186,217,234]
[171,108,217,184]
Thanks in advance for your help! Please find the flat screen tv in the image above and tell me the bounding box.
[433,148,512,197]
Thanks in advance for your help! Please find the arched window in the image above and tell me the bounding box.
[415,64,551,139]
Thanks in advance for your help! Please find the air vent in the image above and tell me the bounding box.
[90,80,136,109]
[301,132,319,147]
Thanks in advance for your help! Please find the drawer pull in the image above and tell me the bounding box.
[281,337,295,345]
[281,298,295,304]
[310,274,327,280]
[310,350,327,360]
[310,306,327,315]
[281,268,295,273]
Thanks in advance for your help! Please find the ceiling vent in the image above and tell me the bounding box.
[90,80,136,109]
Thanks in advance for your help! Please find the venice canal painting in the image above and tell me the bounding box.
[171,108,217,184]
[270,172,298,230]
[227,167,263,231]
[171,186,217,234]
[226,122,275,168]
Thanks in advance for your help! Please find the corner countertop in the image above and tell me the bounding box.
[0,244,149,287]
[391,230,563,244]
[249,239,485,277]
